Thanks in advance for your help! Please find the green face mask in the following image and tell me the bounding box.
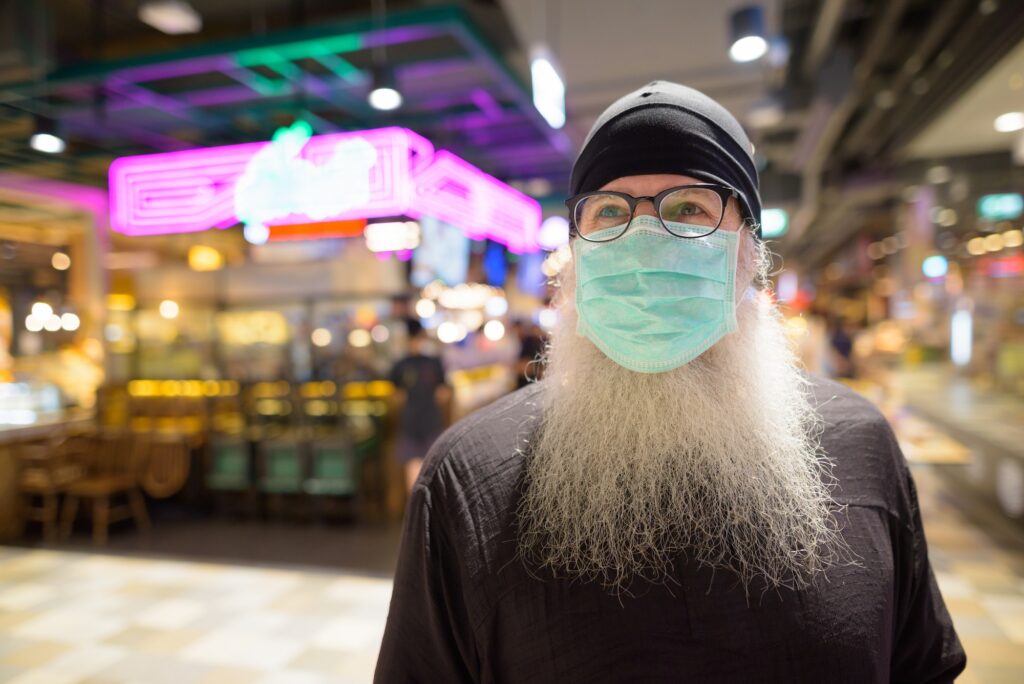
[574,215,739,373]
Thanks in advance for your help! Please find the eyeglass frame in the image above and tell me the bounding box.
[564,183,738,242]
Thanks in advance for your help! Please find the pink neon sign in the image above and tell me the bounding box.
[109,126,542,253]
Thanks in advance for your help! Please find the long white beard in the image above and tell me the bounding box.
[518,237,845,593]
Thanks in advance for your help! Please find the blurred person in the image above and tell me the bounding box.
[512,318,545,389]
[829,316,857,379]
[389,320,450,492]
[376,82,964,682]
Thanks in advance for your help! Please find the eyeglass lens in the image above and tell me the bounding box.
[573,187,725,241]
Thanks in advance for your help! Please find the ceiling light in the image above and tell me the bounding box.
[994,112,1024,133]
[138,0,202,35]
[51,252,71,270]
[29,116,65,154]
[368,66,402,111]
[531,51,566,129]
[729,7,769,63]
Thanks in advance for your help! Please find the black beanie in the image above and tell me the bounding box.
[570,81,762,238]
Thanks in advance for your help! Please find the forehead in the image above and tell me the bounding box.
[598,174,703,195]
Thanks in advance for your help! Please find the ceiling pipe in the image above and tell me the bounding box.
[801,0,846,80]
[840,0,972,159]
[785,0,909,246]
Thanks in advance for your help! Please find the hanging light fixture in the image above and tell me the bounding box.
[368,0,402,111]
[729,6,769,63]
[29,116,66,154]
[368,65,403,111]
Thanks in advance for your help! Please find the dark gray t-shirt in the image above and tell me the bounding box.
[375,376,965,683]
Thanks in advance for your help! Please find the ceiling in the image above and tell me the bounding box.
[2,0,1023,271]
[905,36,1024,159]
[0,0,574,188]
[497,0,780,145]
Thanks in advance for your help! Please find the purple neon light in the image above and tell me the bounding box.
[109,126,542,252]
[408,150,540,254]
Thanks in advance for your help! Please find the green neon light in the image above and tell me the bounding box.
[233,34,363,71]
[231,68,288,96]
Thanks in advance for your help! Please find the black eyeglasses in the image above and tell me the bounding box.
[565,184,736,242]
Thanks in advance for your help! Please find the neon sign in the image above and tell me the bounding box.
[109,125,542,253]
[235,121,378,244]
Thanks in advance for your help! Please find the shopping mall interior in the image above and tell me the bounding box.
[0,0,1023,681]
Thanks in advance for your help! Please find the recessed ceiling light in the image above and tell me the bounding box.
[994,112,1024,133]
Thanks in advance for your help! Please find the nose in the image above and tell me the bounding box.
[633,198,658,218]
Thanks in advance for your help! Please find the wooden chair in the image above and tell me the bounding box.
[14,434,85,542]
[61,430,151,545]
[139,432,192,499]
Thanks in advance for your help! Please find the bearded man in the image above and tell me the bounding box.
[375,81,965,683]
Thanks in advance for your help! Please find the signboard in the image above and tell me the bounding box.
[110,124,543,253]
[977,193,1023,221]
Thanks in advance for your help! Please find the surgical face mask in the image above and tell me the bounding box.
[573,215,739,373]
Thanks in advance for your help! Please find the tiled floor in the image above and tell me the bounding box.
[0,549,390,683]
[913,464,1024,683]
[1,463,1022,682]
[3,371,1024,681]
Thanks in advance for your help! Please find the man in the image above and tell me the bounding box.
[389,320,450,492]
[376,81,965,683]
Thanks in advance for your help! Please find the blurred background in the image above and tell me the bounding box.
[0,0,1022,682]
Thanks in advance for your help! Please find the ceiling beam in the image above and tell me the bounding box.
[801,0,847,80]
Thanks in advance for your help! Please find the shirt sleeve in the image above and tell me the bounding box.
[374,480,477,683]
[890,465,967,683]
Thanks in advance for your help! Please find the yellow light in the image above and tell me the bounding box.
[107,294,136,311]
[1003,229,1024,248]
[348,329,371,347]
[984,234,1004,252]
[311,327,332,347]
[367,380,394,397]
[188,245,224,271]
[354,306,377,329]
[343,382,368,399]
[203,380,220,396]
[51,252,71,271]
[159,299,179,319]
[967,237,986,256]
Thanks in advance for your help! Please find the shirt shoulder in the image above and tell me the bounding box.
[807,374,913,524]
[415,383,544,572]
